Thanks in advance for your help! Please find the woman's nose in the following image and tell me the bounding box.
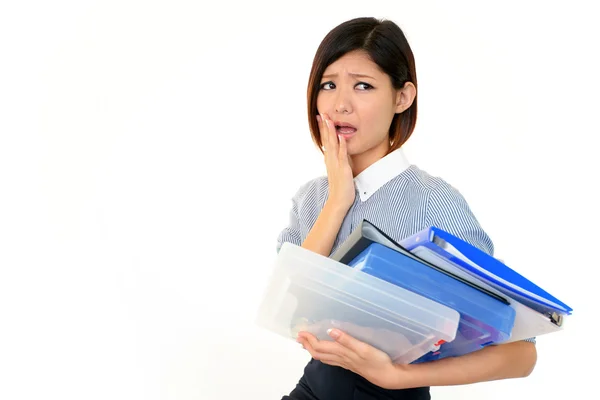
[336,103,350,114]
[334,88,352,114]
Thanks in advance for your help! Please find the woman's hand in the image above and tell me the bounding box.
[297,329,412,390]
[318,113,355,211]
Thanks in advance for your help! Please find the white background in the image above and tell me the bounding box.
[1,1,598,399]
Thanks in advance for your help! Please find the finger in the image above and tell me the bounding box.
[337,134,348,162]
[319,114,332,156]
[323,114,338,155]
[297,335,321,359]
[302,332,354,361]
[317,114,329,151]
[297,331,317,343]
[298,336,347,366]
[327,329,364,357]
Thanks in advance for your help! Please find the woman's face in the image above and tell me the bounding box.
[316,50,413,167]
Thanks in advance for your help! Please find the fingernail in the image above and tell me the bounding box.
[327,328,340,339]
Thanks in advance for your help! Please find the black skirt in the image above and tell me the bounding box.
[282,359,431,400]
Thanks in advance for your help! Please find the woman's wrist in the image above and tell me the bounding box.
[390,363,426,390]
[301,198,349,256]
[323,197,352,217]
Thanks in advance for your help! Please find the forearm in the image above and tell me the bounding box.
[301,200,348,256]
[397,341,537,388]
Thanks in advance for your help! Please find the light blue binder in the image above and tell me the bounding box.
[399,226,573,317]
[346,243,516,362]
[331,220,517,362]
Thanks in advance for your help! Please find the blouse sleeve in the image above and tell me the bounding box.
[276,195,303,253]
[425,180,495,256]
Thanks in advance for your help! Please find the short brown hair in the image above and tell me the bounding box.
[307,17,418,153]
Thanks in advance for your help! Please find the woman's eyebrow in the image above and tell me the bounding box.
[322,72,376,80]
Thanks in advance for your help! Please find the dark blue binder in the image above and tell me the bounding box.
[400,226,573,316]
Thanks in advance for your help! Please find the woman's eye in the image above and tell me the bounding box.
[319,82,373,90]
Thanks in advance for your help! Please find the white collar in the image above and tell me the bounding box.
[354,148,411,201]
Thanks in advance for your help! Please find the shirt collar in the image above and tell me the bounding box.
[354,148,411,201]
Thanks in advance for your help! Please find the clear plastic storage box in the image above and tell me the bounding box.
[255,243,460,364]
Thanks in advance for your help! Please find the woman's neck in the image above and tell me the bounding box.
[350,141,391,177]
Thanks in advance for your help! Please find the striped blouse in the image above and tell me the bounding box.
[276,148,535,345]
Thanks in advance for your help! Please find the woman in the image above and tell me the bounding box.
[277,17,537,400]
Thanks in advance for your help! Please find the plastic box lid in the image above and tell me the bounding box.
[255,243,460,364]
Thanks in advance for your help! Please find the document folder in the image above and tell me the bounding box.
[331,220,516,362]
[399,226,573,316]
[399,226,572,342]
[331,220,509,305]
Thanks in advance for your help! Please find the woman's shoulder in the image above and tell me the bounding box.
[290,175,329,207]
[403,164,460,194]
[404,165,478,218]
[408,166,494,255]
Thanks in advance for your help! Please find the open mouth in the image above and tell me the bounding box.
[334,122,357,136]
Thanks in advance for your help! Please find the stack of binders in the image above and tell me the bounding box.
[255,220,572,364]
[331,220,572,362]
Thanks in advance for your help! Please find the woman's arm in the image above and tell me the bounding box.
[301,113,355,256]
[396,340,537,389]
[301,200,349,256]
[298,329,537,390]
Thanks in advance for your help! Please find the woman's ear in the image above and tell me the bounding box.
[394,82,417,114]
